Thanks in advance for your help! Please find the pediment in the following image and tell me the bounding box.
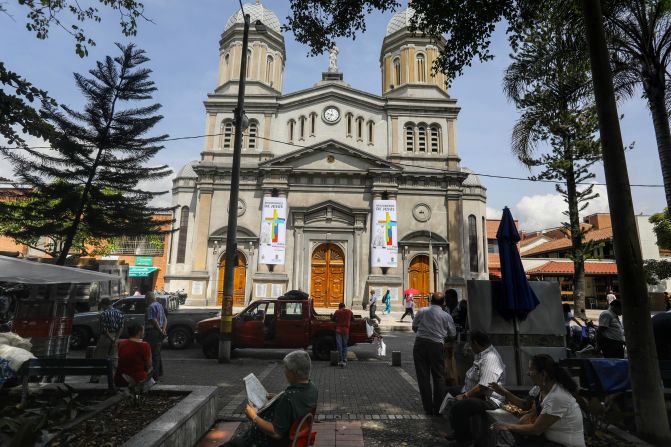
[258,140,401,173]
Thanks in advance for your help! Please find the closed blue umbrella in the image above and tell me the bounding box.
[496,207,540,320]
[496,207,540,385]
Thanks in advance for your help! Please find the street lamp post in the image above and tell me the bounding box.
[218,8,265,362]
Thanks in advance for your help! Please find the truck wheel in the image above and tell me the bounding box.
[70,327,91,350]
[202,333,219,359]
[168,326,193,349]
[312,335,336,361]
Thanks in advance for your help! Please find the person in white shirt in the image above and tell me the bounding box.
[412,292,456,415]
[446,331,506,446]
[493,354,586,447]
[606,289,616,305]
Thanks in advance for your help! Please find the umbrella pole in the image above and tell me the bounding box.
[513,317,522,385]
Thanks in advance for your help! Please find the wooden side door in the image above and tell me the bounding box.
[217,251,247,306]
[409,255,430,308]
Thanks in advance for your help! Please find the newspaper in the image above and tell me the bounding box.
[243,373,283,413]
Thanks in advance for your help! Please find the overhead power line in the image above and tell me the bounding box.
[0,131,664,188]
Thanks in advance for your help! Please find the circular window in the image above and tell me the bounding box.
[412,203,431,222]
[327,155,336,163]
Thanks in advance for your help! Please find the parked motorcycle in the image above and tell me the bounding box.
[177,289,188,305]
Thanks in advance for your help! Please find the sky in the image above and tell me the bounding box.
[0,0,666,231]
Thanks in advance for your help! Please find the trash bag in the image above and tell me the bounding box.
[377,339,386,357]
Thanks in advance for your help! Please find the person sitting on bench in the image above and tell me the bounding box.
[223,350,318,447]
[492,354,586,447]
[115,323,154,391]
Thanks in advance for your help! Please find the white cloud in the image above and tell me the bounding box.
[513,184,610,231]
[138,168,176,208]
[486,206,503,219]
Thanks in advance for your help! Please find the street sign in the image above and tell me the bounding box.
[135,256,153,266]
[128,266,158,277]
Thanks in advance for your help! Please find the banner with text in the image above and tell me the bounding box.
[371,199,398,268]
[259,197,287,265]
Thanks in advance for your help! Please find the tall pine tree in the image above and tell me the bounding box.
[503,15,602,319]
[0,43,171,264]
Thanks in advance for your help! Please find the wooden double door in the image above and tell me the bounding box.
[217,251,247,306]
[408,255,436,309]
[310,243,345,308]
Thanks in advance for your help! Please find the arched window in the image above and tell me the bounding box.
[265,55,274,84]
[247,121,258,149]
[176,206,189,264]
[367,121,374,144]
[417,125,427,152]
[416,54,426,82]
[469,215,478,273]
[430,125,440,153]
[224,53,230,74]
[482,217,487,272]
[220,120,234,149]
[310,113,316,136]
[346,113,353,137]
[299,116,306,140]
[393,57,401,86]
[288,120,295,143]
[356,117,363,140]
[246,49,252,78]
[405,124,415,151]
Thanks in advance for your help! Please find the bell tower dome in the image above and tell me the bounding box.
[380,5,448,96]
[218,1,285,94]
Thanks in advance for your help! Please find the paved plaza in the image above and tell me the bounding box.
[70,330,450,445]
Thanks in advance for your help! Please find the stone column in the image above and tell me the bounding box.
[429,235,434,293]
[353,213,365,307]
[192,186,213,271]
[446,193,463,278]
[292,212,304,289]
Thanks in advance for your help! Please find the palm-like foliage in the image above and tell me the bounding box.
[503,16,601,318]
[608,0,671,208]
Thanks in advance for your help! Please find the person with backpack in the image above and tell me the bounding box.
[382,290,392,315]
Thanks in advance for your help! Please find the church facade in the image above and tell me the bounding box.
[165,3,489,309]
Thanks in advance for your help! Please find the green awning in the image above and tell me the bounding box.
[128,266,159,277]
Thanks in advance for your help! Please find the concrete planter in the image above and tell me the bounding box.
[123,385,219,447]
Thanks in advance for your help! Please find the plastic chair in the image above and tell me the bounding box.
[290,410,317,447]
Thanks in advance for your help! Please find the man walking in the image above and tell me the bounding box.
[606,289,616,305]
[368,289,381,323]
[598,299,625,358]
[412,292,456,415]
[144,291,167,380]
[334,302,354,367]
[90,298,124,383]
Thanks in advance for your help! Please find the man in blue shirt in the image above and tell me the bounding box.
[144,291,167,380]
[90,297,124,383]
[412,292,456,415]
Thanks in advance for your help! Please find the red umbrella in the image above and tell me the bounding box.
[403,288,419,295]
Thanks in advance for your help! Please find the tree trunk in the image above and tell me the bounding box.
[565,154,587,318]
[582,1,671,443]
[645,80,671,210]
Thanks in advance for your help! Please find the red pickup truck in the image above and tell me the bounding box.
[195,298,373,360]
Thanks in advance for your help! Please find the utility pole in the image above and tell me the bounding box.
[581,0,670,443]
[218,12,250,363]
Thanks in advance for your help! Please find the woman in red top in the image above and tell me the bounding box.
[115,323,152,387]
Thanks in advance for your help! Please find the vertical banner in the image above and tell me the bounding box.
[259,197,287,265]
[371,199,398,267]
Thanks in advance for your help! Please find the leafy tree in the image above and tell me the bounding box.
[503,16,602,318]
[1,0,147,146]
[650,208,671,250]
[644,259,671,284]
[284,0,670,442]
[0,43,171,265]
